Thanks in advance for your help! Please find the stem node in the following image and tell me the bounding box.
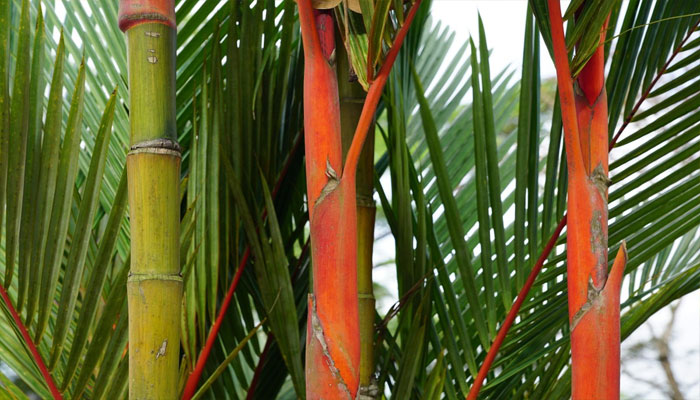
[118,0,176,31]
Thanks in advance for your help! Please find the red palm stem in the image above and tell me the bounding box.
[467,15,700,400]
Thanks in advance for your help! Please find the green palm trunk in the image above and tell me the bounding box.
[338,43,377,396]
[119,2,182,398]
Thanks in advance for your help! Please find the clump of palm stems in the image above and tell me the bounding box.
[1,1,700,399]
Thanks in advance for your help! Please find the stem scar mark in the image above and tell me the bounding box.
[571,241,628,332]
[309,295,352,398]
[358,380,380,400]
[147,48,158,64]
[590,209,607,284]
[155,339,167,360]
[315,159,340,206]
[571,277,602,331]
[589,163,611,199]
[589,162,611,285]
[145,31,161,38]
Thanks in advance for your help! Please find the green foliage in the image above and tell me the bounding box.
[0,3,127,397]
[335,0,429,90]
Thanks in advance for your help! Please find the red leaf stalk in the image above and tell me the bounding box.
[0,286,62,399]
[297,0,421,397]
[547,2,626,398]
[182,134,301,399]
[181,250,249,400]
[343,1,421,179]
[466,216,567,400]
[245,336,272,400]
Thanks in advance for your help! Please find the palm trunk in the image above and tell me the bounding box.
[298,1,420,397]
[337,41,377,397]
[547,2,626,399]
[298,7,359,398]
[119,1,182,398]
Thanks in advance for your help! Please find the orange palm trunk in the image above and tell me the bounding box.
[298,5,359,398]
[297,0,421,397]
[547,1,627,399]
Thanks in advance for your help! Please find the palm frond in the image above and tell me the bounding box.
[0,3,131,397]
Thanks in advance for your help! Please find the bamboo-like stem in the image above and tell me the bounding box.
[337,41,377,396]
[467,16,700,400]
[119,1,181,398]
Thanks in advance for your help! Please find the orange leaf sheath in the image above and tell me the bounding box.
[547,2,626,399]
[298,0,421,397]
[298,2,360,398]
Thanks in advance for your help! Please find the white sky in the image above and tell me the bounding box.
[432,0,557,78]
